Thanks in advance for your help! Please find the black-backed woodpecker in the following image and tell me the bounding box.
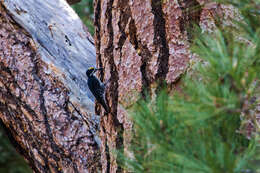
[86,67,109,113]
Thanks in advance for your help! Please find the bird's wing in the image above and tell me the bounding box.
[95,87,105,97]
[100,82,105,91]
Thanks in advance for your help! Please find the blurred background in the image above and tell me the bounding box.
[0,123,32,173]
[0,1,94,172]
[72,0,94,35]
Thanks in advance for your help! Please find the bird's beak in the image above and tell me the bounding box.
[94,68,103,73]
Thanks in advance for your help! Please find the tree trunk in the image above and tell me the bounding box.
[0,0,100,172]
[94,0,234,172]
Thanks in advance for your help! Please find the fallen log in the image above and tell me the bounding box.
[0,0,99,172]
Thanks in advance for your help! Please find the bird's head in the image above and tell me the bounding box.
[86,67,102,77]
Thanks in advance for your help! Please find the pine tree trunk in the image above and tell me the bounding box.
[0,0,100,172]
[94,0,233,172]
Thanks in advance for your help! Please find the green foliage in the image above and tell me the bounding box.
[72,0,94,35]
[121,1,260,173]
[249,133,260,172]
[0,126,32,173]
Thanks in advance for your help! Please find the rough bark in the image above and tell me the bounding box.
[94,0,235,172]
[0,0,100,172]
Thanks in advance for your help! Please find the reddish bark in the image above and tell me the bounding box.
[94,0,234,172]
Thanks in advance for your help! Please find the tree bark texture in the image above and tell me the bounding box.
[0,0,100,172]
[94,0,237,172]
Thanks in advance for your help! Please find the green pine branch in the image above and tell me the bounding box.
[121,1,260,173]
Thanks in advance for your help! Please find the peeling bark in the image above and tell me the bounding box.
[0,0,100,172]
[94,0,232,172]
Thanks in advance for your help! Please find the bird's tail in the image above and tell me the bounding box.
[99,98,110,114]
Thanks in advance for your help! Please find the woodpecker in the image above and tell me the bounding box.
[86,67,110,113]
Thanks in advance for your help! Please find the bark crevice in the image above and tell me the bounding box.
[128,19,152,98]
[31,54,79,173]
[102,0,124,172]
[94,0,103,81]
[151,0,170,82]
[117,0,131,67]
[178,0,202,42]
